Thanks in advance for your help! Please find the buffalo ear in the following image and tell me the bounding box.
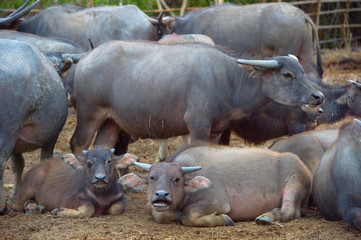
[62,154,84,170]
[184,176,212,193]
[114,153,139,169]
[118,173,147,193]
[61,59,73,77]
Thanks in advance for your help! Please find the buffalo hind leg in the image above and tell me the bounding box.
[51,203,95,218]
[182,210,234,227]
[342,207,361,230]
[10,154,24,198]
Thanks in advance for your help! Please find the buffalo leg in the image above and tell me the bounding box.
[40,136,58,160]
[70,107,107,154]
[342,207,361,230]
[10,154,24,198]
[52,203,95,218]
[107,200,125,215]
[181,210,234,227]
[113,129,130,155]
[184,112,211,144]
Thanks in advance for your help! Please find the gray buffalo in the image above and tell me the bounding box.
[270,128,338,176]
[17,4,159,50]
[70,41,324,155]
[120,145,312,226]
[0,39,68,214]
[12,147,138,217]
[313,119,361,230]
[158,3,323,78]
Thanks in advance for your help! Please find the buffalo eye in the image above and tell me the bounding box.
[107,159,112,165]
[173,178,180,183]
[149,176,155,181]
[87,160,93,168]
[282,72,294,79]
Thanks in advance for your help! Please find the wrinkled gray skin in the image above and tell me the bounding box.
[270,128,338,176]
[120,146,312,226]
[158,33,215,46]
[313,120,361,230]
[17,4,158,50]
[159,3,322,78]
[70,41,323,155]
[0,39,68,214]
[0,30,86,53]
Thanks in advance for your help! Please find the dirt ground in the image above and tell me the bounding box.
[1,48,361,240]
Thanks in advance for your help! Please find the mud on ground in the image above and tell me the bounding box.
[1,48,361,240]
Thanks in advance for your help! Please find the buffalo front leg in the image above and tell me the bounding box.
[10,154,24,198]
[107,200,125,215]
[184,111,211,144]
[181,210,234,227]
[51,203,95,218]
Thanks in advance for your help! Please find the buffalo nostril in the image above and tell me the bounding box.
[155,190,169,198]
[95,174,106,180]
[312,92,324,103]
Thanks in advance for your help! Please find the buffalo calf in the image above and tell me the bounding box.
[313,119,361,230]
[120,145,312,227]
[12,147,138,217]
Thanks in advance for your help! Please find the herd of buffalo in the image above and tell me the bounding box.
[1,0,361,231]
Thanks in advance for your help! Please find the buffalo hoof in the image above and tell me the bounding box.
[223,214,235,226]
[51,207,65,215]
[0,204,8,215]
[255,215,273,225]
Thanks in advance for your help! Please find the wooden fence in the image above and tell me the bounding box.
[1,0,360,48]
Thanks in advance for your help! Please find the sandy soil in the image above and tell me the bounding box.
[1,48,361,240]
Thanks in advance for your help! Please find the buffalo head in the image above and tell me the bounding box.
[119,162,211,212]
[62,146,138,190]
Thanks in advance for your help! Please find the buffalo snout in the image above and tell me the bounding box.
[151,190,172,211]
[312,91,324,105]
[92,173,108,187]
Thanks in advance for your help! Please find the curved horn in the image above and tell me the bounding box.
[82,150,88,155]
[110,148,115,154]
[88,38,95,50]
[0,0,40,26]
[236,59,279,69]
[288,54,299,62]
[349,80,361,89]
[354,118,361,127]
[157,11,166,27]
[133,162,151,171]
[181,166,202,175]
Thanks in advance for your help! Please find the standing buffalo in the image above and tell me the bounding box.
[158,3,323,78]
[17,4,159,50]
[70,41,324,155]
[0,39,68,214]
[313,119,361,230]
[120,145,312,226]
[12,147,138,217]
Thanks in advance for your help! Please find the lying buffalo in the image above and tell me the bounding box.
[120,145,312,226]
[313,119,361,230]
[12,147,138,217]
[158,3,323,78]
[17,4,159,50]
[0,39,68,213]
[70,41,324,155]
[270,128,338,176]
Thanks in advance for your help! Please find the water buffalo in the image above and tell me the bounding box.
[269,128,338,176]
[70,41,324,155]
[12,147,138,217]
[313,119,361,230]
[0,0,39,29]
[0,39,68,214]
[0,30,86,53]
[158,33,215,45]
[17,4,159,50]
[158,3,323,78]
[220,79,361,145]
[120,145,312,226]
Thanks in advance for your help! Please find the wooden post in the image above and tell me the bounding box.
[342,0,352,48]
[180,0,189,16]
[87,0,94,8]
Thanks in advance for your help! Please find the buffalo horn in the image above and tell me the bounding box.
[157,11,166,27]
[349,80,361,89]
[110,148,115,154]
[181,166,202,175]
[82,150,88,155]
[288,54,299,62]
[0,0,40,25]
[354,118,361,127]
[236,59,279,69]
[133,162,151,171]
